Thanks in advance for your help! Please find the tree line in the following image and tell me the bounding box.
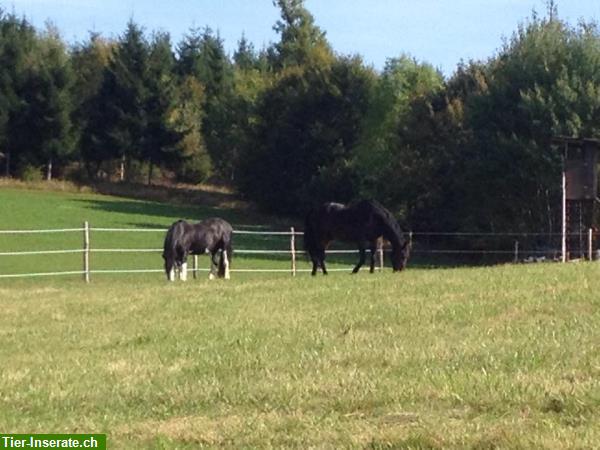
[1,1,600,234]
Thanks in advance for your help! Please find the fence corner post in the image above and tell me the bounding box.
[290,227,296,277]
[588,228,593,261]
[83,221,90,283]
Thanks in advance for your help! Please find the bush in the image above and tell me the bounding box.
[20,165,43,182]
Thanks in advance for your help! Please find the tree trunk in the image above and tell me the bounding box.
[4,151,9,177]
[46,158,53,181]
[148,161,153,185]
[119,155,125,181]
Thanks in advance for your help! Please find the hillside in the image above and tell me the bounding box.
[0,182,357,280]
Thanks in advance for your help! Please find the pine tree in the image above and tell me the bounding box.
[71,32,114,178]
[100,20,150,180]
[233,34,257,71]
[176,27,234,179]
[143,31,181,184]
[8,24,74,180]
[0,11,37,176]
[270,0,332,69]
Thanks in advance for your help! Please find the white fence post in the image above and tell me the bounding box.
[588,228,593,261]
[290,227,296,276]
[513,240,519,263]
[193,254,198,279]
[83,221,90,283]
[378,239,384,271]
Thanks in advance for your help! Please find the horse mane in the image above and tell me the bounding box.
[163,219,187,258]
[355,199,406,245]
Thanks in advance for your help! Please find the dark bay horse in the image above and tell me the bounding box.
[304,200,410,275]
[162,218,233,281]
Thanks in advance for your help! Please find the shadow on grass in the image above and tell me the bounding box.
[72,197,293,230]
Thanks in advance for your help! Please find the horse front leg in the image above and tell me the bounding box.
[369,241,377,273]
[353,244,366,273]
[310,251,320,276]
[311,258,318,276]
[179,253,189,281]
[320,250,329,275]
[168,262,176,282]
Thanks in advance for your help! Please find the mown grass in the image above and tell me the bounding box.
[1,264,599,448]
[1,184,599,448]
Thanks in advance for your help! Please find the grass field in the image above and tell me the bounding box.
[1,184,599,448]
[0,183,367,279]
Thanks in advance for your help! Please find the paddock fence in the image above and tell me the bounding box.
[0,223,598,281]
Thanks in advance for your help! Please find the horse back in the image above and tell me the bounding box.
[307,200,403,244]
[187,218,233,254]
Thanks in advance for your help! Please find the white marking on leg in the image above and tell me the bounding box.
[180,262,187,281]
[169,268,175,281]
[209,253,218,280]
[223,250,230,280]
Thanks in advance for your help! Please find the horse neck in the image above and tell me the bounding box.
[381,223,404,250]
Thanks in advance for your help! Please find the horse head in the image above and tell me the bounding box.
[391,239,411,272]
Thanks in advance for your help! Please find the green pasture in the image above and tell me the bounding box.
[0,187,358,279]
[1,186,599,448]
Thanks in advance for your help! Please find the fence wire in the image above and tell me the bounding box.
[1,225,598,280]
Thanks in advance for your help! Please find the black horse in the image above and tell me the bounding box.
[162,218,233,281]
[304,200,410,275]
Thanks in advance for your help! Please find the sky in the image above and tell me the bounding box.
[3,0,600,77]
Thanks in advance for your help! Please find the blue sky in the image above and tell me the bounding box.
[4,0,600,76]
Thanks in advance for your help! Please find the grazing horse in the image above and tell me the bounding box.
[162,218,233,281]
[304,200,410,275]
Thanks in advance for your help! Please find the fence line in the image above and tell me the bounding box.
[0,227,84,234]
[0,249,84,256]
[90,227,166,232]
[0,270,85,278]
[1,224,598,280]
[88,227,298,235]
